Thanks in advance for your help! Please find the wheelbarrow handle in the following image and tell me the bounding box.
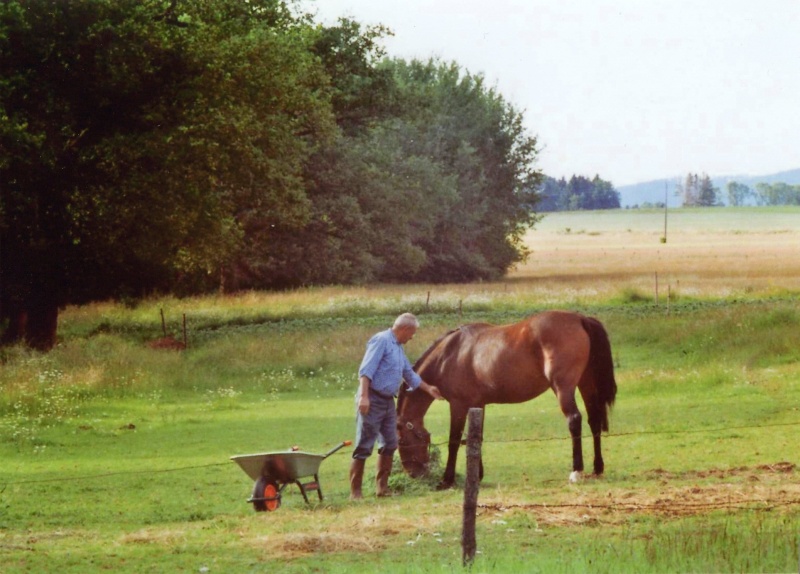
[323,440,352,458]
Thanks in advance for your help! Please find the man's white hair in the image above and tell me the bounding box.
[393,312,419,329]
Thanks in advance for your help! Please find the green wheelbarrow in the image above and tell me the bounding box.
[231,440,352,511]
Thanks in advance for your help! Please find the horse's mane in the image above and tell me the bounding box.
[400,324,491,413]
[412,327,461,370]
[398,327,462,416]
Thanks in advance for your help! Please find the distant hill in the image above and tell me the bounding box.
[617,168,800,207]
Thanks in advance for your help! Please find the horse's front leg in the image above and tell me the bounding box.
[439,403,468,489]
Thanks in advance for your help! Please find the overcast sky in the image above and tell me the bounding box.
[302,0,800,187]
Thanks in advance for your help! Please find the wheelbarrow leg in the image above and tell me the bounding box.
[295,474,324,504]
[295,480,311,504]
[314,474,324,502]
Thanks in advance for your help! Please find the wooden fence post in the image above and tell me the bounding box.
[667,285,671,316]
[654,272,659,306]
[462,407,483,566]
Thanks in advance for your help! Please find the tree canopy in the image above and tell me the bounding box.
[1,0,542,349]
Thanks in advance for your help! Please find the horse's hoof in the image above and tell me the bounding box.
[569,471,583,483]
[436,481,455,491]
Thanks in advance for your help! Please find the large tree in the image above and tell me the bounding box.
[2,3,547,349]
[387,59,542,282]
[244,56,544,287]
[0,0,333,348]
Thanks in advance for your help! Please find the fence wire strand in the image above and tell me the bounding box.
[431,419,800,448]
[2,421,798,488]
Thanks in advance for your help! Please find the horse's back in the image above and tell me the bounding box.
[414,311,603,404]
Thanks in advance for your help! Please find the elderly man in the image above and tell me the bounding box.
[350,313,442,499]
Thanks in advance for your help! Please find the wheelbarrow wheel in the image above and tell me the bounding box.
[252,476,281,512]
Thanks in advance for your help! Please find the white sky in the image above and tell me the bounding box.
[302,0,800,186]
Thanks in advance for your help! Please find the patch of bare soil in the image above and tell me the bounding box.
[479,462,799,526]
[247,508,440,559]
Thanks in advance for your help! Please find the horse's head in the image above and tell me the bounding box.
[396,328,460,478]
[396,383,432,478]
[397,415,431,477]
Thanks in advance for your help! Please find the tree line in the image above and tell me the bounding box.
[0,0,542,349]
[679,173,800,207]
[536,175,621,212]
[725,181,800,207]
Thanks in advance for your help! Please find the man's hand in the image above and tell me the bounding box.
[422,381,444,400]
[357,376,371,415]
[358,393,370,415]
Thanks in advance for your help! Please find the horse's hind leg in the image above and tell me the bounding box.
[578,389,605,475]
[587,403,604,475]
[592,429,604,475]
[556,392,584,482]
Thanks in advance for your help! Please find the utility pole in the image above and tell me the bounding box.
[662,180,668,244]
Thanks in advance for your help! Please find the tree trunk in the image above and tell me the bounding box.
[25,298,59,351]
[1,299,58,351]
[1,306,28,345]
[1,277,60,351]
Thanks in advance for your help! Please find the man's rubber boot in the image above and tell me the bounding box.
[376,454,394,497]
[350,458,365,500]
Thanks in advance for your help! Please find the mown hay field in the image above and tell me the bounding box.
[515,207,800,299]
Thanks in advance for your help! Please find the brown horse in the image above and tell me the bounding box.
[396,311,617,488]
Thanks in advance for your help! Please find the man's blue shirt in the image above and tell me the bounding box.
[358,329,422,396]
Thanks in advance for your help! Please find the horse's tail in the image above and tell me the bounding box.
[580,316,617,432]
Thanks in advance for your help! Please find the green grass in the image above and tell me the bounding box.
[2,293,799,572]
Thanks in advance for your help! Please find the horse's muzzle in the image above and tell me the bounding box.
[400,457,428,478]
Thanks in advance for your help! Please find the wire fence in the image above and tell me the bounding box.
[3,420,798,489]
[431,419,800,448]
[478,497,800,515]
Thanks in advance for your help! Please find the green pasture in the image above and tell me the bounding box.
[2,208,800,572]
[2,294,799,572]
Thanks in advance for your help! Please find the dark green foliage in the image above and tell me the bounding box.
[234,56,543,288]
[1,0,334,346]
[1,1,543,347]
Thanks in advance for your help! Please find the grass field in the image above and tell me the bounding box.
[1,207,799,573]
